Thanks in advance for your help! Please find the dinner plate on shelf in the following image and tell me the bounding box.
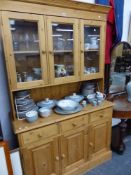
[54,104,83,115]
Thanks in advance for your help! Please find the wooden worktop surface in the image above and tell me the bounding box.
[13,100,113,134]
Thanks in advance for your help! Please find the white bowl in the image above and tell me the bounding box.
[57,99,79,111]
[25,110,38,122]
[39,107,52,117]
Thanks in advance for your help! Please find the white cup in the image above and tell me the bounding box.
[96,92,106,101]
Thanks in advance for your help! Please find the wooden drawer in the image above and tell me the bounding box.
[20,124,59,145]
[89,108,112,123]
[60,115,87,133]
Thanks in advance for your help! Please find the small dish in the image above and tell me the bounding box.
[39,107,52,117]
[25,110,38,123]
[56,99,79,111]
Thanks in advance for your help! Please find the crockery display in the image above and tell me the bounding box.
[15,90,38,119]
[54,104,83,115]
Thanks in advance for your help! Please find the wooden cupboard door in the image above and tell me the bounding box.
[89,120,111,158]
[80,20,106,81]
[46,16,80,85]
[2,11,48,90]
[60,129,87,174]
[21,138,59,175]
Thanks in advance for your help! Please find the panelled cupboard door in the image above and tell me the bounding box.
[60,128,88,174]
[80,20,106,81]
[2,12,48,90]
[89,120,111,158]
[21,138,59,175]
[46,16,80,85]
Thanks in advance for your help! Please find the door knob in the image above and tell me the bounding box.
[89,142,93,147]
[61,154,66,159]
[55,156,59,161]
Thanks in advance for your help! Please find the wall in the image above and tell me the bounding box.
[121,0,131,41]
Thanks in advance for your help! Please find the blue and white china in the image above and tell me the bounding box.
[86,93,96,103]
[37,98,56,108]
[96,92,106,101]
[39,107,52,117]
[25,110,38,123]
[56,99,79,111]
[65,93,84,103]
[54,104,83,115]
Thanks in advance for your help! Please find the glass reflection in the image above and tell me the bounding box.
[84,26,100,74]
[52,23,74,77]
[109,42,131,93]
[10,19,42,82]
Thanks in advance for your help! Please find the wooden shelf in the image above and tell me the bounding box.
[54,50,73,53]
[14,50,39,55]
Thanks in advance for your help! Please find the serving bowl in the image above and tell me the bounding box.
[25,110,38,123]
[39,107,52,117]
[56,99,79,111]
[37,98,56,108]
[65,93,84,103]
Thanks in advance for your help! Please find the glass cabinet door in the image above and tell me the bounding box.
[47,17,79,84]
[80,20,105,80]
[2,12,48,90]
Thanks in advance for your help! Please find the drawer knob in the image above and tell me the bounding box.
[100,115,103,118]
[61,154,66,159]
[55,156,59,161]
[49,51,53,55]
[89,142,93,147]
[42,50,46,54]
[38,133,42,138]
[42,162,46,167]
[72,123,77,127]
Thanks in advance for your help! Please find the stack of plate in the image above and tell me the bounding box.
[15,90,38,120]
[54,99,83,115]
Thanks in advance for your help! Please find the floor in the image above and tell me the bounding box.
[84,136,131,175]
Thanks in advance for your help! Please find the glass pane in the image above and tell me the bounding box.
[84,26,100,74]
[52,23,74,78]
[109,42,131,93]
[10,19,42,82]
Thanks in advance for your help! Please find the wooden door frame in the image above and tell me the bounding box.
[80,19,106,81]
[46,16,80,85]
[1,11,48,90]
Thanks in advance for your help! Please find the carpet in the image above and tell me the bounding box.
[84,136,131,175]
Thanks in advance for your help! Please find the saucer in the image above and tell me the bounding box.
[54,104,83,115]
